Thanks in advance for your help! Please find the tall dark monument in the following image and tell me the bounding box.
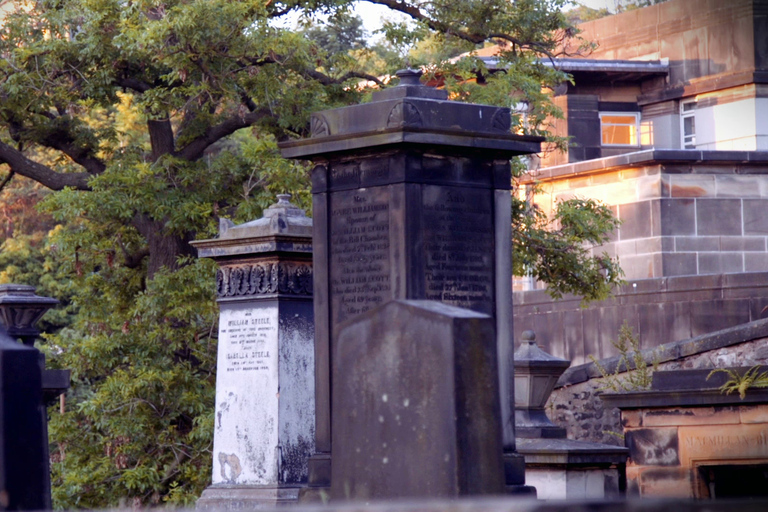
[280,69,542,498]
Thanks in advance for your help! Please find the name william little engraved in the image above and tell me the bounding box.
[219,311,275,372]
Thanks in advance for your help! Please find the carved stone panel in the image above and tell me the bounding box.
[216,262,313,299]
[422,185,495,315]
[329,187,392,327]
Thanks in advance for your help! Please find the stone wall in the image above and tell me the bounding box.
[545,319,768,446]
[513,272,768,367]
[521,151,768,282]
[573,0,765,87]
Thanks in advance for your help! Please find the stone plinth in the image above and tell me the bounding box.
[332,300,505,500]
[279,68,542,498]
[513,331,627,500]
[601,367,768,498]
[193,195,315,509]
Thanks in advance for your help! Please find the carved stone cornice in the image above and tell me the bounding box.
[216,261,312,299]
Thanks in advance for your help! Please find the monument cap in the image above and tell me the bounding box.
[279,66,542,159]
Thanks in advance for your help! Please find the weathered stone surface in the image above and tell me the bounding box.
[195,196,315,508]
[618,201,653,240]
[739,405,768,424]
[516,274,768,369]
[283,72,542,495]
[677,423,768,466]
[641,407,740,427]
[624,428,680,466]
[674,236,719,252]
[744,199,768,235]
[662,252,697,276]
[331,300,505,500]
[635,467,692,498]
[697,252,744,274]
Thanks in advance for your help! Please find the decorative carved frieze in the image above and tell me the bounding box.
[216,262,313,298]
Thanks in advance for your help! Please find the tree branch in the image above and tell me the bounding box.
[363,0,556,57]
[42,132,107,175]
[177,108,272,162]
[115,77,153,93]
[148,119,176,161]
[0,169,13,193]
[0,141,91,190]
[304,69,386,87]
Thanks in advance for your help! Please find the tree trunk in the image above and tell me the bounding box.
[134,215,196,279]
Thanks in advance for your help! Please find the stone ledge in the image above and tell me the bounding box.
[514,271,768,309]
[517,438,628,466]
[599,387,768,409]
[523,149,768,184]
[557,318,768,387]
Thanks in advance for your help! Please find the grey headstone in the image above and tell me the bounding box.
[331,300,505,500]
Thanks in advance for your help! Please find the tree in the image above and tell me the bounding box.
[301,11,367,56]
[563,4,612,25]
[0,0,620,507]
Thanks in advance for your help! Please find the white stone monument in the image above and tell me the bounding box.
[193,195,315,508]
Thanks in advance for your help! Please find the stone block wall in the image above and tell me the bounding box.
[513,272,768,367]
[545,319,768,449]
[522,151,768,281]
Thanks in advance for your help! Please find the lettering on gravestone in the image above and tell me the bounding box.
[423,186,494,315]
[219,308,277,373]
[330,188,391,325]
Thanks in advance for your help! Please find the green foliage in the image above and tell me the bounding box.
[708,365,768,400]
[513,192,623,303]
[301,11,367,56]
[563,4,612,25]
[47,259,218,507]
[590,321,658,392]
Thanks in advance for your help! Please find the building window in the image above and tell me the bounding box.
[600,113,640,146]
[681,100,696,149]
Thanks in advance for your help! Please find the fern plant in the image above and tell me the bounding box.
[707,366,768,399]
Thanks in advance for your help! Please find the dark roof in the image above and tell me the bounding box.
[479,56,669,83]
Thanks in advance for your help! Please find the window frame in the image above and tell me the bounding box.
[599,112,641,147]
[680,99,697,149]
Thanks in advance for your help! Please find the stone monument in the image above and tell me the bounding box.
[193,195,315,508]
[0,283,68,510]
[280,68,542,498]
[333,300,505,500]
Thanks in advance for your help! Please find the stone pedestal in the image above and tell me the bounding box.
[514,331,627,500]
[193,195,315,509]
[280,69,542,498]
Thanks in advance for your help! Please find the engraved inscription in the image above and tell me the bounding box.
[684,431,768,449]
[330,188,391,325]
[422,186,494,314]
[219,308,276,373]
[329,163,361,189]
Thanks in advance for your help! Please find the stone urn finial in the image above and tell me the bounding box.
[395,68,423,86]
[0,284,59,346]
[514,330,571,438]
